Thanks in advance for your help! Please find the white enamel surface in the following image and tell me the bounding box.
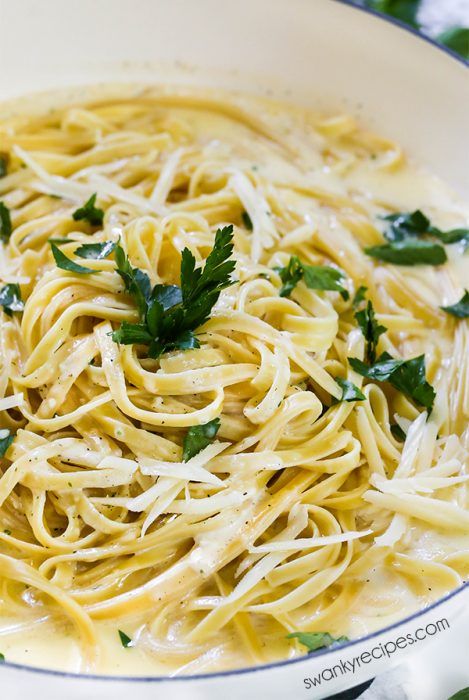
[0,0,468,696]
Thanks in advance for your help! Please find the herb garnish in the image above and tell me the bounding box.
[0,155,8,178]
[352,285,368,309]
[75,240,117,260]
[441,290,469,319]
[391,423,406,442]
[50,242,95,274]
[0,430,14,458]
[0,652,4,662]
[335,377,365,403]
[118,630,132,648]
[241,211,253,231]
[72,193,104,226]
[112,225,236,358]
[182,418,221,461]
[365,240,447,266]
[366,208,469,265]
[275,256,349,300]
[0,284,24,316]
[447,687,469,700]
[286,632,349,653]
[0,202,12,243]
[355,300,387,364]
[349,352,435,411]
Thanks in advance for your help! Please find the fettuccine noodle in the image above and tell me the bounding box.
[0,85,467,675]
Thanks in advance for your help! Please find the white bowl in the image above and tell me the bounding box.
[0,1,468,698]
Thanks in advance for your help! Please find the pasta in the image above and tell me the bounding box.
[0,85,467,675]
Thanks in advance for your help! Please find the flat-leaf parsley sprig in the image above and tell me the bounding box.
[112,225,236,358]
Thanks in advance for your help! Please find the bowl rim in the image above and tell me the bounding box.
[1,0,468,684]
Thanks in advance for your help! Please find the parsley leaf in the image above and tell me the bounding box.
[355,300,387,364]
[391,423,406,442]
[72,193,104,226]
[433,228,469,246]
[75,240,116,260]
[275,256,348,299]
[0,652,4,662]
[383,210,430,242]
[241,211,253,230]
[0,202,12,243]
[441,290,469,319]
[112,226,235,358]
[0,284,24,316]
[0,430,14,458]
[0,155,8,178]
[111,322,153,345]
[352,285,368,309]
[286,632,349,653]
[349,352,435,411]
[50,242,96,274]
[437,27,469,60]
[365,240,447,266]
[118,630,132,648]
[335,377,365,402]
[275,256,304,297]
[182,418,221,461]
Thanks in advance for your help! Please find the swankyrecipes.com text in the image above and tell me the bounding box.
[303,617,450,690]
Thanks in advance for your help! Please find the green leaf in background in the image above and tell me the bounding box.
[441,290,469,319]
[0,284,24,316]
[287,632,349,653]
[0,652,4,662]
[0,202,12,243]
[365,0,421,28]
[50,242,96,274]
[182,418,221,461]
[335,377,366,402]
[447,689,469,700]
[437,27,469,60]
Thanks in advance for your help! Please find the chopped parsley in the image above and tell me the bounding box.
[0,430,14,458]
[441,290,469,319]
[287,632,349,653]
[182,418,221,461]
[50,242,96,274]
[0,155,8,178]
[0,202,12,243]
[75,240,117,260]
[72,193,104,226]
[241,211,253,231]
[391,423,406,442]
[335,377,366,403]
[355,300,387,364]
[366,208,469,266]
[352,285,368,309]
[118,630,132,648]
[365,240,447,266]
[112,225,236,358]
[349,352,435,412]
[275,256,348,300]
[0,284,24,316]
